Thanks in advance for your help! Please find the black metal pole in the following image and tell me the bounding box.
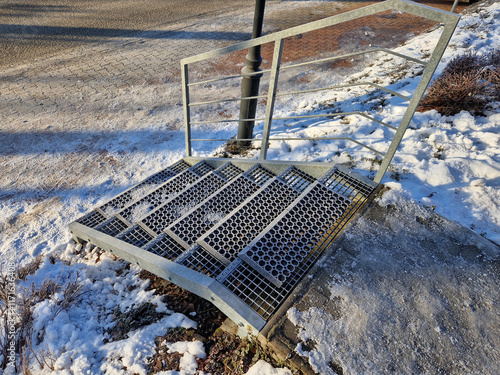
[237,0,266,147]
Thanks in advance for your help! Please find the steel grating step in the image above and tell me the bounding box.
[90,160,213,237]
[239,181,351,287]
[197,179,299,265]
[112,162,244,248]
[69,158,377,331]
[165,164,275,250]
[76,159,192,229]
[138,162,243,235]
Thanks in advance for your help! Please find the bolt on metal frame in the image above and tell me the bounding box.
[181,0,460,184]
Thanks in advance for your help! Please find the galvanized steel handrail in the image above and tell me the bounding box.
[181,0,460,184]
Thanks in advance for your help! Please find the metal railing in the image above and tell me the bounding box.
[181,0,460,184]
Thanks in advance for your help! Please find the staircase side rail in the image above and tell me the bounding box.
[181,0,460,183]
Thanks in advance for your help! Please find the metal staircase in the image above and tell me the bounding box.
[69,158,376,330]
[69,0,459,331]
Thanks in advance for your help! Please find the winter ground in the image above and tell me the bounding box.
[1,0,499,374]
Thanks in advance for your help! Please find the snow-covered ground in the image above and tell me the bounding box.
[1,0,499,374]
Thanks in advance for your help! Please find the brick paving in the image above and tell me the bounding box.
[0,0,467,135]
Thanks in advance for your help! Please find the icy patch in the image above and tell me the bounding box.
[287,198,500,375]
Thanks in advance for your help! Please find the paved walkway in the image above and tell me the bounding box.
[0,0,466,137]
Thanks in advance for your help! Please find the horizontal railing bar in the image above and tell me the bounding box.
[181,0,457,66]
[271,112,397,130]
[276,82,412,101]
[190,137,386,155]
[279,48,426,72]
[369,83,412,101]
[189,118,265,125]
[189,95,268,107]
[357,113,397,130]
[187,69,272,87]
[190,81,411,109]
[189,111,396,130]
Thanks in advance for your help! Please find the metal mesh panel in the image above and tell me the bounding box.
[320,167,373,200]
[70,157,378,327]
[216,167,375,321]
[166,174,261,249]
[240,182,351,286]
[99,160,190,215]
[198,179,299,264]
[168,159,192,174]
[141,173,227,234]
[277,166,316,193]
[176,245,226,277]
[76,210,108,228]
[143,232,186,260]
[117,225,155,248]
[190,160,214,177]
[218,259,298,321]
[117,170,199,222]
[140,169,176,188]
[213,162,244,181]
[95,217,129,237]
[99,191,135,216]
[244,164,276,186]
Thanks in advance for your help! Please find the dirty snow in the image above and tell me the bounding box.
[1,0,499,374]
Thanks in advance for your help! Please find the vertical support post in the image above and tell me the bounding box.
[260,39,284,160]
[237,0,266,147]
[181,63,192,157]
[374,18,459,184]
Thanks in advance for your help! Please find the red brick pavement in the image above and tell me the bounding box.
[206,0,467,77]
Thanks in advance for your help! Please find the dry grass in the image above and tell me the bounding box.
[0,256,86,374]
[147,327,287,375]
[419,50,500,116]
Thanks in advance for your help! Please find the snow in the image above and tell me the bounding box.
[287,197,500,374]
[244,360,293,375]
[1,0,499,374]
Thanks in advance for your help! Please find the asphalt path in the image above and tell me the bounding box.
[0,0,255,68]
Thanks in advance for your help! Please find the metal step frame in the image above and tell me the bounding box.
[181,0,459,184]
[69,158,377,331]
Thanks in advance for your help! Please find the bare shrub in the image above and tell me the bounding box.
[486,49,500,67]
[442,51,484,76]
[106,302,165,342]
[17,256,43,282]
[485,50,500,100]
[419,51,499,116]
[418,70,490,116]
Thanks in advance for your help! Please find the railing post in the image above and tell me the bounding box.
[181,63,192,157]
[260,39,284,160]
[237,0,266,147]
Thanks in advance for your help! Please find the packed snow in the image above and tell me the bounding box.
[1,0,499,374]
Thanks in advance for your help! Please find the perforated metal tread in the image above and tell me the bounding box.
[115,161,214,224]
[239,181,351,287]
[75,159,192,229]
[138,162,243,235]
[100,159,191,216]
[197,178,301,265]
[165,165,274,250]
